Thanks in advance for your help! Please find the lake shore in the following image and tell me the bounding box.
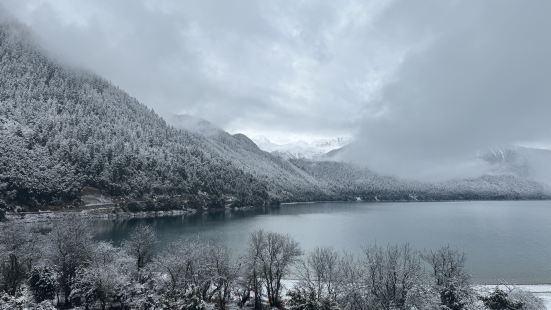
[4,197,550,225]
[2,208,198,224]
[4,200,551,297]
[1,203,270,225]
[477,285,551,308]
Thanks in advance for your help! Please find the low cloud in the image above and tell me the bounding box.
[344,0,551,180]
[1,0,395,141]
[3,1,550,180]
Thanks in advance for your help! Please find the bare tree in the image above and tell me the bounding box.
[70,242,132,310]
[243,229,265,309]
[423,245,474,310]
[153,237,238,309]
[362,244,427,309]
[48,218,94,306]
[0,224,41,295]
[154,238,203,296]
[123,224,157,275]
[247,229,302,307]
[202,243,239,310]
[289,247,340,309]
[335,251,365,310]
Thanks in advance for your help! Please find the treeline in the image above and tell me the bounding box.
[291,160,550,202]
[0,221,544,309]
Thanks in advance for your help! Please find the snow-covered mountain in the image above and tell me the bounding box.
[0,19,272,210]
[252,136,349,160]
[169,115,551,202]
[481,146,551,187]
[168,115,332,202]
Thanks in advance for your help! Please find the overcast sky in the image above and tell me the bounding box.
[3,0,551,178]
[3,0,398,143]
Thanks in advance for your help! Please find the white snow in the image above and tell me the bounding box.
[478,285,551,309]
[252,136,349,159]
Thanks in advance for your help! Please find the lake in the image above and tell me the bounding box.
[94,200,551,284]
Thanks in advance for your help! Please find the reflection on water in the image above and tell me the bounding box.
[94,200,551,284]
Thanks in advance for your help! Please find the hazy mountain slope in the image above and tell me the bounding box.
[482,147,551,186]
[170,115,333,201]
[0,20,270,211]
[253,136,349,160]
[438,175,549,200]
[292,159,550,201]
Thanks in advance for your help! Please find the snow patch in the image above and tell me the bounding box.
[253,136,349,160]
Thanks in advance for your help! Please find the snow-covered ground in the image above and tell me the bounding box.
[478,285,551,308]
[279,281,551,308]
[511,285,551,308]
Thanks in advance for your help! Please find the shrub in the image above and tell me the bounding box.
[481,288,523,310]
[28,266,56,303]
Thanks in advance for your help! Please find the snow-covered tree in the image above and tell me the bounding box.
[28,266,56,303]
[47,218,94,306]
[0,225,41,296]
[123,224,157,276]
[423,246,475,310]
[247,230,302,307]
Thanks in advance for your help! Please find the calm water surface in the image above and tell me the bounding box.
[94,200,551,284]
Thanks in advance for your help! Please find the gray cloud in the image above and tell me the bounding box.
[1,0,396,142]
[3,1,550,178]
[344,0,551,179]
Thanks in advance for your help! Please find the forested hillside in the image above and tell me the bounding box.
[170,115,334,202]
[0,18,549,216]
[0,20,270,212]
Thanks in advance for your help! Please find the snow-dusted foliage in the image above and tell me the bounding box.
[123,224,157,275]
[288,244,441,310]
[480,287,545,310]
[245,229,302,307]
[28,266,56,303]
[293,159,549,201]
[0,222,546,309]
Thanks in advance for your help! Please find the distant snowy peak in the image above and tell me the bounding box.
[252,136,350,160]
[168,114,350,160]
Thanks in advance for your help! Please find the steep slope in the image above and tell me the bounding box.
[169,115,333,202]
[170,115,551,203]
[252,136,349,160]
[0,19,270,211]
[481,147,551,186]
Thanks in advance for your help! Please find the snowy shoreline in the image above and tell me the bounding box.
[477,285,551,308]
[1,204,266,225]
[1,208,199,225]
[5,198,550,225]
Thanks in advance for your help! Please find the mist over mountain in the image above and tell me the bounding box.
[343,1,551,180]
[252,136,349,160]
[0,16,549,215]
[0,18,270,211]
[481,147,551,187]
